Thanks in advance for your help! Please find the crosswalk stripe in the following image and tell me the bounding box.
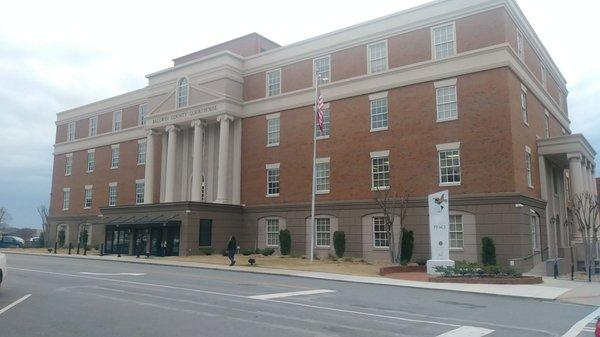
[248,289,335,300]
[436,326,494,337]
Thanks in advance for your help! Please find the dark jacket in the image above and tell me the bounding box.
[227,239,237,252]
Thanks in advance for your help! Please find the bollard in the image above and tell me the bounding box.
[100,243,104,256]
[571,264,574,281]
[136,246,140,258]
[68,243,72,255]
[54,242,58,254]
[117,245,121,258]
[77,243,80,255]
[83,245,87,256]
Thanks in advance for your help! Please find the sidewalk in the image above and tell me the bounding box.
[3,250,575,301]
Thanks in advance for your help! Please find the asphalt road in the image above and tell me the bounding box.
[0,253,596,337]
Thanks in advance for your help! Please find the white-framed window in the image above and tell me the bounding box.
[266,114,280,146]
[84,185,93,209]
[530,215,540,252]
[432,22,456,60]
[89,116,98,137]
[367,40,388,74]
[138,140,147,165]
[370,96,388,131]
[178,78,188,108]
[521,86,528,124]
[266,69,281,97]
[314,56,330,85]
[438,144,461,185]
[449,214,464,249]
[62,188,70,211]
[517,30,525,60]
[315,105,330,139]
[525,146,533,188]
[544,111,550,138]
[108,183,117,207]
[540,64,547,87]
[315,158,330,194]
[113,110,122,131]
[266,218,280,246]
[65,153,73,176]
[266,164,280,197]
[111,145,120,169]
[86,149,95,173]
[315,217,331,247]
[135,180,145,205]
[371,151,390,190]
[138,103,148,125]
[67,122,76,141]
[436,85,458,121]
[372,216,389,248]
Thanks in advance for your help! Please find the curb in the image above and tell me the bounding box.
[2,251,571,300]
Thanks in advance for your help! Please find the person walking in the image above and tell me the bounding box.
[226,236,237,266]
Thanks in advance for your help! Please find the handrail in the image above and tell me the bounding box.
[510,246,550,262]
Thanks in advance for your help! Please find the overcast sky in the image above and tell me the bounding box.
[0,0,598,228]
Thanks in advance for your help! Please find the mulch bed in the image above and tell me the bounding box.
[379,265,427,276]
[429,276,543,284]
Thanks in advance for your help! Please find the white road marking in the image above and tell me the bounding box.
[583,327,595,332]
[248,289,335,300]
[0,294,31,316]
[436,326,494,336]
[79,272,146,276]
[562,306,600,337]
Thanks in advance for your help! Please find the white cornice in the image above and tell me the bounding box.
[56,88,147,123]
[54,126,145,155]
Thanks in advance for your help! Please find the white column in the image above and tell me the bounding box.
[215,115,233,203]
[191,119,205,202]
[583,159,592,195]
[164,125,179,203]
[568,153,585,197]
[143,130,155,204]
[592,164,598,196]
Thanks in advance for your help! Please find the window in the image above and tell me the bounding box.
[199,219,212,246]
[517,30,525,60]
[371,153,390,190]
[266,219,280,246]
[108,183,117,207]
[436,85,458,121]
[67,122,76,141]
[178,78,188,108]
[89,116,98,136]
[314,56,330,85]
[113,110,122,131]
[62,188,70,210]
[370,97,388,131]
[432,23,456,59]
[315,158,330,193]
[544,112,550,138]
[266,69,281,97]
[135,180,145,204]
[266,115,280,146]
[438,148,461,185]
[449,215,464,249]
[315,106,330,138]
[266,164,280,196]
[138,140,147,165]
[540,64,547,87]
[521,87,528,124]
[65,153,73,176]
[368,41,388,73]
[84,185,93,209]
[86,150,95,172]
[525,146,533,188]
[530,215,540,252]
[138,103,148,125]
[111,145,120,169]
[373,216,389,248]
[315,218,331,247]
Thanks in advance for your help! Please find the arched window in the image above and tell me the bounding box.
[177,78,188,108]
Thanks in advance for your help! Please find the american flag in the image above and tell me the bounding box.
[316,91,325,133]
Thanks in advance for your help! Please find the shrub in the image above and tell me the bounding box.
[342,257,353,262]
[328,253,338,261]
[400,229,414,264]
[261,247,275,256]
[482,237,496,265]
[241,249,254,256]
[415,258,428,266]
[199,247,215,255]
[333,231,346,258]
[279,229,291,255]
[434,262,521,278]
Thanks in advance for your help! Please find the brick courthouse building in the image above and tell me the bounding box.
[48,0,597,269]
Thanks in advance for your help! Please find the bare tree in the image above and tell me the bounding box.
[36,205,49,246]
[374,188,410,264]
[0,207,11,229]
[570,193,600,277]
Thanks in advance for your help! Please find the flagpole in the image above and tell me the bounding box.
[310,75,320,262]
